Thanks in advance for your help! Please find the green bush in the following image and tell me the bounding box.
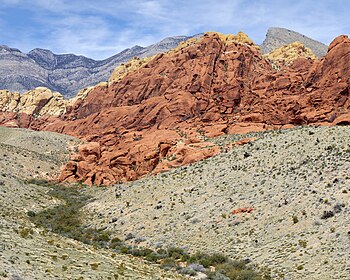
[208,261,270,280]
[188,252,228,268]
[160,258,178,269]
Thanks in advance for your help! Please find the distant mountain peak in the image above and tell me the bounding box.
[0,45,21,53]
[0,35,196,97]
[29,48,54,54]
[130,45,145,51]
[261,27,328,57]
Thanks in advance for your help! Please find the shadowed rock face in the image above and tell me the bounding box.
[261,27,328,57]
[1,32,350,186]
[0,35,198,98]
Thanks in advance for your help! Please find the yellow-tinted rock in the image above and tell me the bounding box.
[18,87,54,115]
[0,90,21,111]
[173,37,200,52]
[205,31,257,47]
[0,87,68,117]
[39,92,67,116]
[234,31,256,46]
[264,41,316,69]
[108,57,155,85]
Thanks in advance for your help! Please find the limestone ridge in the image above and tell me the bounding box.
[261,27,328,57]
[0,35,199,98]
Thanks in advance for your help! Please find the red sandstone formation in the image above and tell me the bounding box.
[1,33,350,185]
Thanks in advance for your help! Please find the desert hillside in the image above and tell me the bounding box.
[1,125,349,279]
[0,127,189,279]
[82,125,350,279]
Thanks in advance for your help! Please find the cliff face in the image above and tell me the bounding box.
[1,32,349,186]
[0,35,198,98]
[261,27,328,57]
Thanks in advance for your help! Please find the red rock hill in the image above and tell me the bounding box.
[1,33,350,185]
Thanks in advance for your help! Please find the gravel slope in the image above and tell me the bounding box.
[84,125,350,280]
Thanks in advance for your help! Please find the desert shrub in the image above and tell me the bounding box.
[298,240,307,248]
[145,252,163,262]
[160,258,178,269]
[321,210,334,219]
[24,178,50,186]
[211,272,230,280]
[129,247,153,258]
[167,247,189,261]
[119,246,130,254]
[19,227,34,238]
[179,267,196,276]
[26,210,36,217]
[218,262,252,278]
[110,237,123,249]
[90,263,99,270]
[208,261,270,280]
[188,252,228,268]
[93,232,111,243]
[292,215,299,224]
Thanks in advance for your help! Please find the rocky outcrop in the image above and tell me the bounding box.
[205,31,257,47]
[0,35,199,98]
[1,32,350,186]
[264,42,316,69]
[0,87,67,127]
[36,32,271,185]
[108,56,156,84]
[0,85,99,127]
[261,27,328,57]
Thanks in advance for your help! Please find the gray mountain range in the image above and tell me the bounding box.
[0,28,328,98]
[0,35,198,98]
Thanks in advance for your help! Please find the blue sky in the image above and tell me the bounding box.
[0,0,348,59]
